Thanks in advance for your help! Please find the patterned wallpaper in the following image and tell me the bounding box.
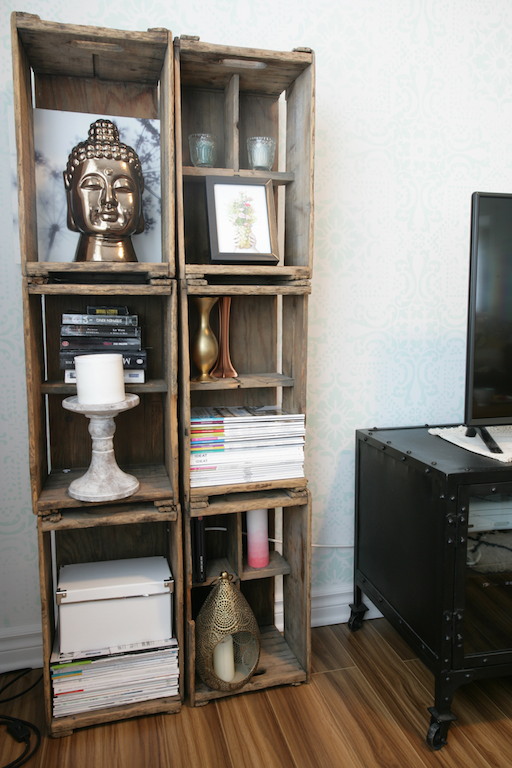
[2,0,512,650]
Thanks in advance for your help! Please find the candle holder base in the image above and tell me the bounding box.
[62,394,140,503]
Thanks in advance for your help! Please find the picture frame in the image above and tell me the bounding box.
[205,177,279,264]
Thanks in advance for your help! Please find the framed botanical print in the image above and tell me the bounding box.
[205,177,279,264]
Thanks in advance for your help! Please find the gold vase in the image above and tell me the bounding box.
[192,296,219,382]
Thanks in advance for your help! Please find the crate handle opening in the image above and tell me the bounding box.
[70,40,125,54]
[219,58,267,70]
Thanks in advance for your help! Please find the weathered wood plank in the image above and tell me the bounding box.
[15,13,169,83]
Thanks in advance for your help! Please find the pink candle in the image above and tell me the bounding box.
[247,508,269,568]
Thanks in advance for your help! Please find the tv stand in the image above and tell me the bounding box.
[353,426,512,749]
[465,425,503,454]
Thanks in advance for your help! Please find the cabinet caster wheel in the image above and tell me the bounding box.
[348,614,363,632]
[426,720,448,750]
[348,602,368,632]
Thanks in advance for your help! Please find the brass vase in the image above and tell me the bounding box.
[192,297,219,382]
[212,297,238,378]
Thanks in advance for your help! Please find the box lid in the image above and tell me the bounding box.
[57,556,173,604]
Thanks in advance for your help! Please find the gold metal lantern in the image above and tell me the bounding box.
[195,572,260,691]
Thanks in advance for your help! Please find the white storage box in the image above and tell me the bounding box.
[56,556,174,654]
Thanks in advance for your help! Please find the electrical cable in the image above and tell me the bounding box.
[206,526,354,548]
[0,668,43,704]
[0,669,42,768]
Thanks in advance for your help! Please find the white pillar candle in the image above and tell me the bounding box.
[247,508,270,568]
[213,635,235,682]
[75,354,125,405]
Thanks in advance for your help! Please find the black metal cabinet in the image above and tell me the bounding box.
[351,426,512,749]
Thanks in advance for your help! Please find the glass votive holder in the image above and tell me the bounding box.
[247,136,276,171]
[189,133,216,167]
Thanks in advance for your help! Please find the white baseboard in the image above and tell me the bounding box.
[0,586,380,672]
[310,582,382,627]
[0,624,43,672]
[274,581,381,633]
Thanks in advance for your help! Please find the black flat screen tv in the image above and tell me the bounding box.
[465,191,512,427]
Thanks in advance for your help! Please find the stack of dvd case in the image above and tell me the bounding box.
[60,305,146,384]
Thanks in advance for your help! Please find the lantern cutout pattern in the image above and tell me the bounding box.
[195,572,260,691]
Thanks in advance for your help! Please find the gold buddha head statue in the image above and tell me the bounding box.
[63,119,145,262]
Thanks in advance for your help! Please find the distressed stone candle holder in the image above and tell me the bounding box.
[62,394,140,502]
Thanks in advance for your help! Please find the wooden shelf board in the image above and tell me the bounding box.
[189,373,293,391]
[39,502,177,531]
[185,264,310,278]
[191,624,307,705]
[241,550,291,580]
[182,167,294,183]
[37,464,175,512]
[177,37,313,95]
[42,379,168,396]
[28,283,172,296]
[189,488,309,516]
[25,262,171,276]
[191,551,294,586]
[190,477,307,502]
[186,283,311,296]
[48,694,181,737]
[16,14,169,85]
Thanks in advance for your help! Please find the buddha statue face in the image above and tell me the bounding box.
[69,156,142,238]
[64,120,145,262]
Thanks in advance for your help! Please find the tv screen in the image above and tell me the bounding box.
[465,192,512,426]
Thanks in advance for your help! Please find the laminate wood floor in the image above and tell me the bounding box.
[3,618,512,768]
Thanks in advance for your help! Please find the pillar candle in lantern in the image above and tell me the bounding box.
[247,508,270,568]
[212,634,235,682]
[75,354,125,405]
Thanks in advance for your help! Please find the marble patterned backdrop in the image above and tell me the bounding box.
[2,0,512,662]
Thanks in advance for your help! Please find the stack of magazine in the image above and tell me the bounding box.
[50,637,179,717]
[190,406,305,488]
[59,305,146,385]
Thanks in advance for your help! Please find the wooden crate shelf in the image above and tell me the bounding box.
[12,12,174,273]
[183,489,311,705]
[23,287,179,516]
[175,36,314,279]
[12,12,312,727]
[37,507,183,736]
[175,36,313,706]
[12,12,182,735]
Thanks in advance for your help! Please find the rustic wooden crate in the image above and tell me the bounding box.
[12,13,182,736]
[12,12,180,513]
[23,282,179,515]
[174,37,315,280]
[37,504,183,736]
[183,489,311,706]
[179,281,310,505]
[174,38,314,706]
[12,12,313,726]
[11,11,174,275]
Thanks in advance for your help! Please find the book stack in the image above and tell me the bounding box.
[190,406,305,488]
[51,638,179,717]
[59,306,146,384]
